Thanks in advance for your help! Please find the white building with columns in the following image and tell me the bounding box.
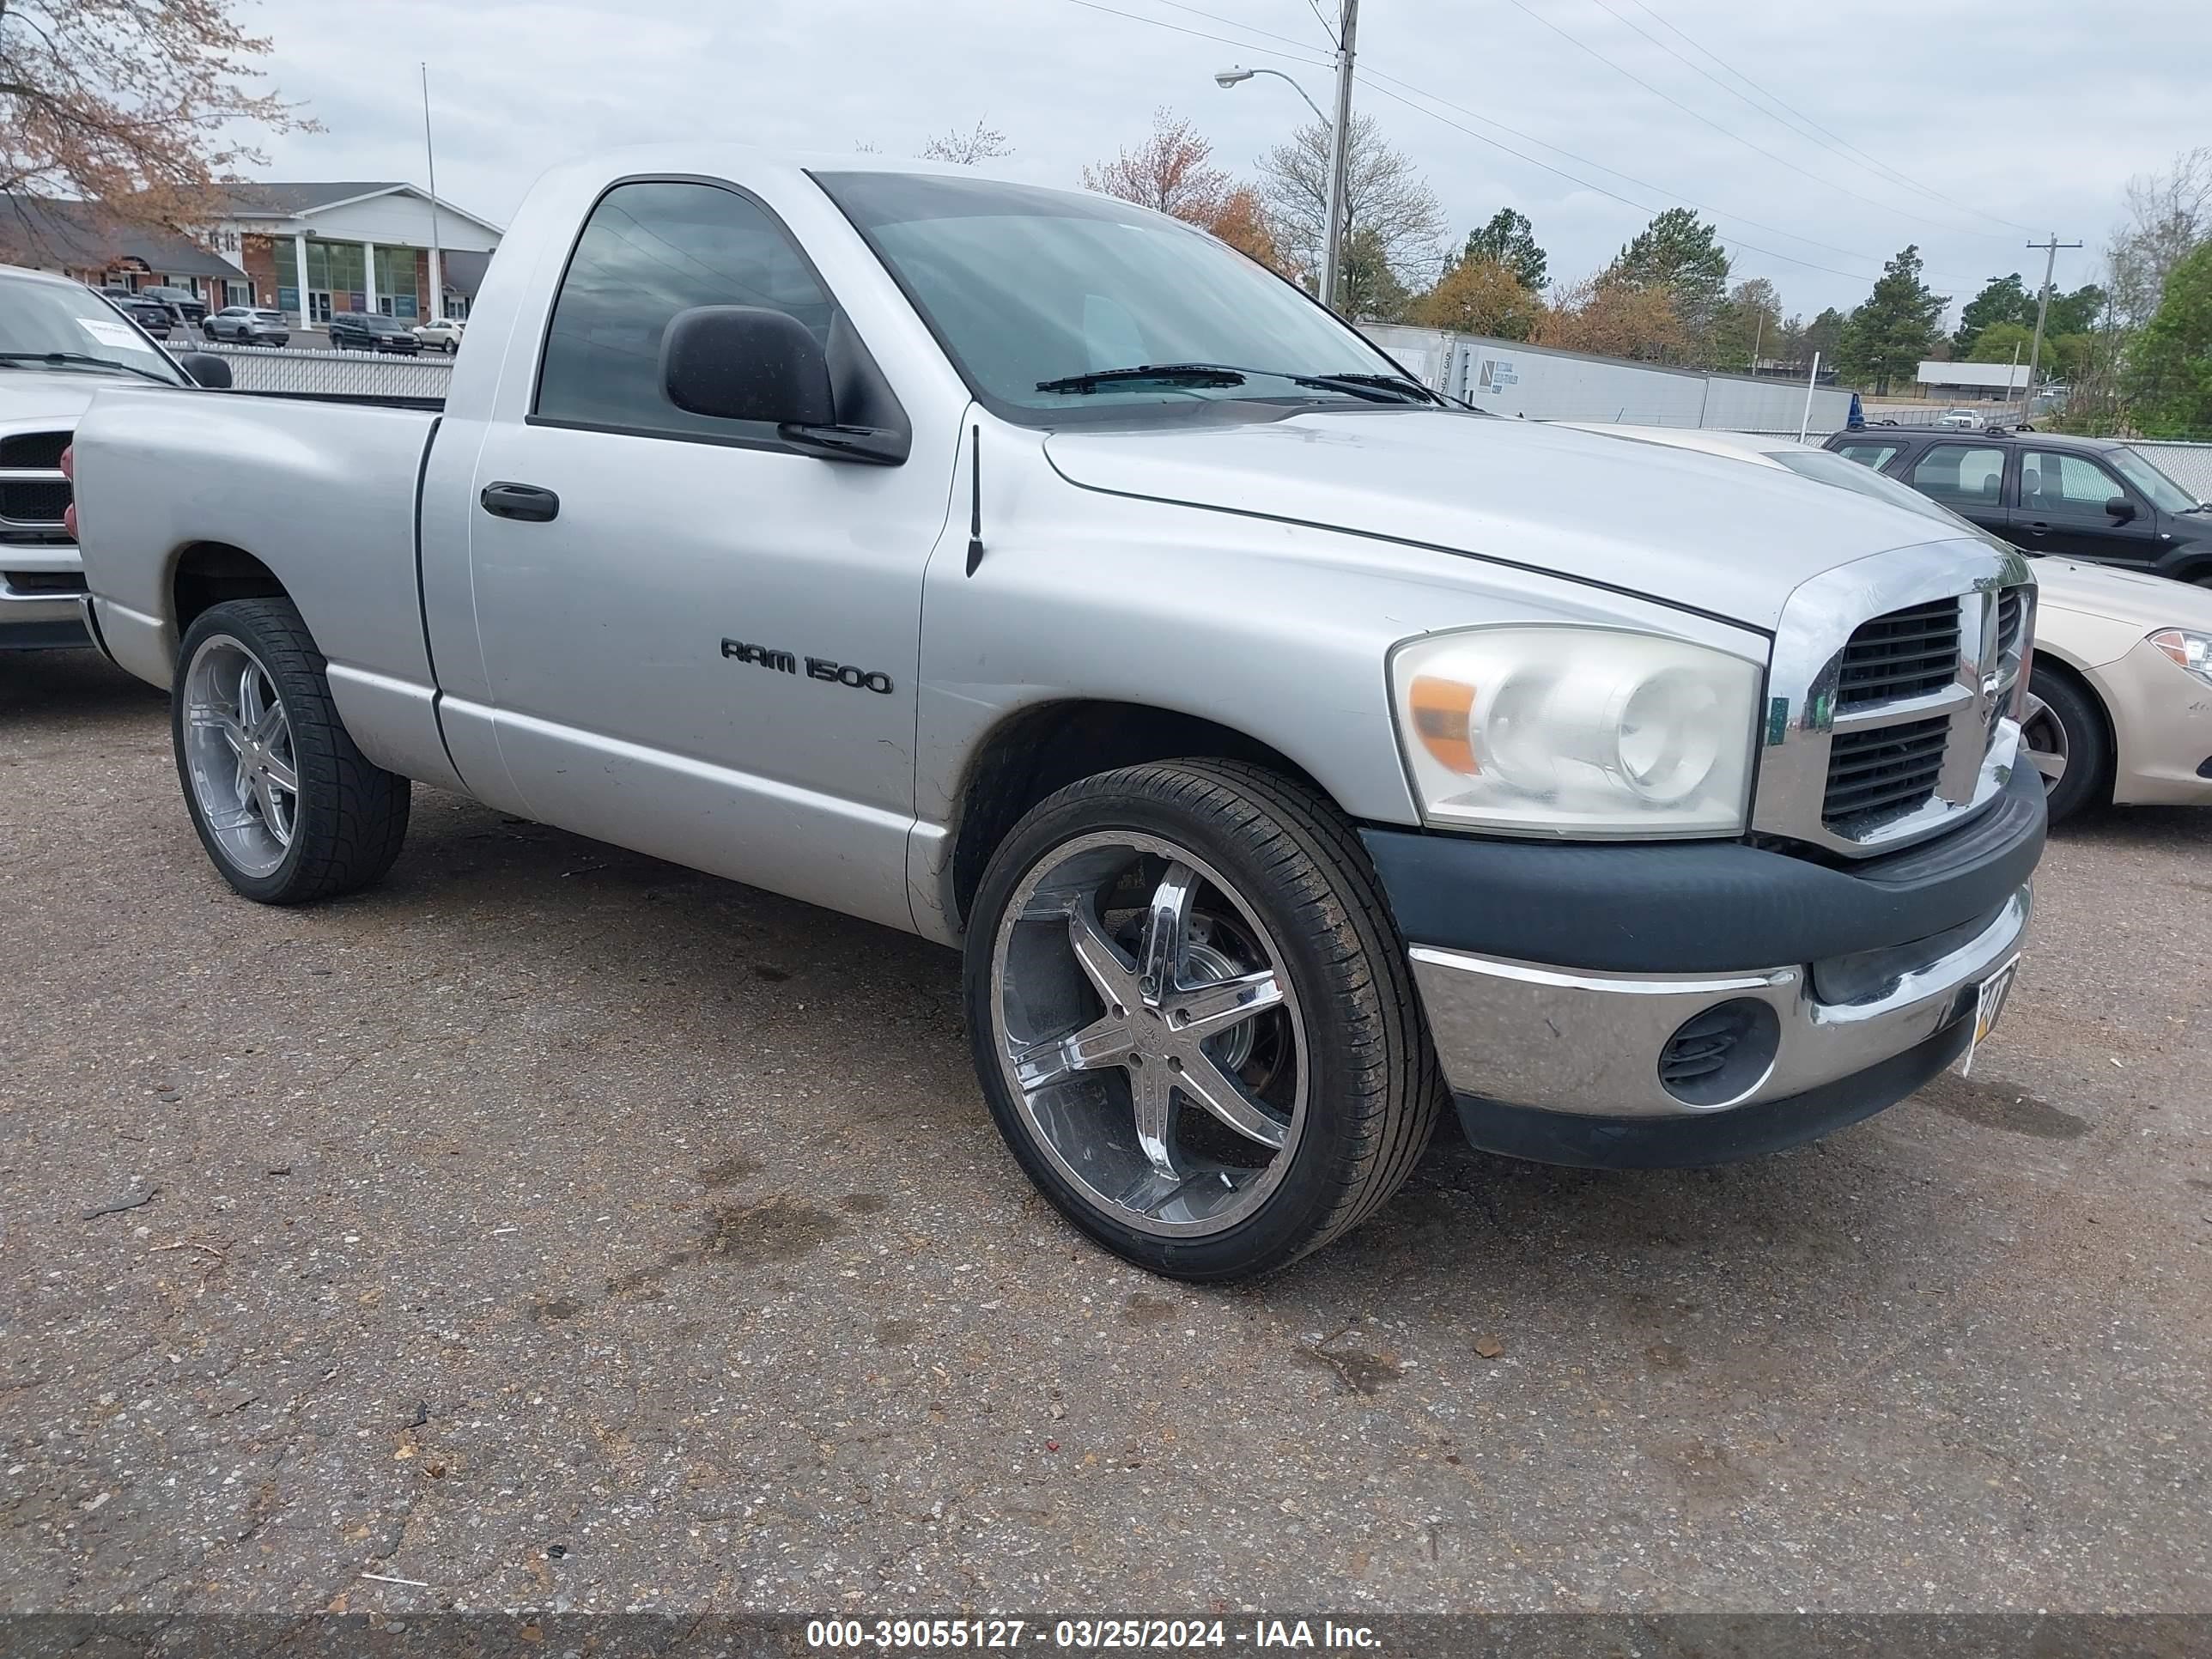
[210,181,504,329]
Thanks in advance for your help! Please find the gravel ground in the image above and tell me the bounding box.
[3,647,2208,1617]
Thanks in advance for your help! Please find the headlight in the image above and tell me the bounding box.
[2148,629,2212,689]
[1389,626,1761,836]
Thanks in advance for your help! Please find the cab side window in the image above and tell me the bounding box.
[1835,441,1902,471]
[2021,451,2124,513]
[1910,443,2007,506]
[535,179,833,442]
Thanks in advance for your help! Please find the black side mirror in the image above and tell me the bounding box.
[178,351,231,389]
[2106,495,2137,524]
[661,306,833,426]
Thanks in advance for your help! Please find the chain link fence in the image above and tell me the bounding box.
[187,341,455,401]
[2129,441,2212,501]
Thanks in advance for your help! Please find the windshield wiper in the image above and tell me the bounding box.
[0,349,174,386]
[1292,371,1441,406]
[1035,362,1249,393]
[1035,361,1444,407]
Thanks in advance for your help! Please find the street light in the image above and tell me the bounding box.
[1215,63,1341,310]
[1214,64,1331,129]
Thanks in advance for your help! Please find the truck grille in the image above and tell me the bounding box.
[0,429,74,542]
[1996,587,2025,660]
[1752,545,2034,859]
[1823,715,1950,830]
[0,480,71,524]
[1835,598,1960,708]
[0,432,70,469]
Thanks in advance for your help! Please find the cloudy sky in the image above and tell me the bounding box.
[239,0,2209,324]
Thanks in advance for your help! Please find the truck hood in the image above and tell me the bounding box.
[0,369,102,428]
[1043,410,1972,632]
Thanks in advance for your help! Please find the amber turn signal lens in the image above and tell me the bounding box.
[1408,674,1478,775]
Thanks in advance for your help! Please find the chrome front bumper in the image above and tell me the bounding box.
[0,579,88,647]
[1410,884,2030,1121]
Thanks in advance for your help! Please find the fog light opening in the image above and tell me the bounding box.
[1657,998,1781,1109]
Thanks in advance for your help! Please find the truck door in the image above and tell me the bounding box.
[460,178,946,933]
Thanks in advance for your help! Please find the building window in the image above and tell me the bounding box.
[373,246,420,317]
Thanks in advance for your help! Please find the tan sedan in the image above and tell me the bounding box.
[2027,555,2212,820]
[1564,424,2212,823]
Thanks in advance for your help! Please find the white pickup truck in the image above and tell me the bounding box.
[70,148,2045,1279]
[0,264,232,649]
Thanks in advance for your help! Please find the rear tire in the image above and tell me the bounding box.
[172,598,410,904]
[2022,666,2107,826]
[964,759,1444,1281]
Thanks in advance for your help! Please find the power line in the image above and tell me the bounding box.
[1054,0,1981,295]
[1356,76,1881,283]
[1143,0,1328,54]
[1057,0,1331,66]
[1495,0,1990,240]
[1358,63,1884,270]
[1614,0,2037,235]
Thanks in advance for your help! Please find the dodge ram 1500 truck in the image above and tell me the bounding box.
[70,149,2045,1279]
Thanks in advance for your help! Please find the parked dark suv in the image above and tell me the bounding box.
[137,285,208,326]
[98,289,173,340]
[1824,427,2212,584]
[328,311,422,354]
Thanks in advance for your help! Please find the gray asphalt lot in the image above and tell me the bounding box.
[3,647,2209,1616]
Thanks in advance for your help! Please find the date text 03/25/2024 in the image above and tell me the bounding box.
[805,1618,1382,1651]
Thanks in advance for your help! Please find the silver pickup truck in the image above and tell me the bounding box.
[71,149,2045,1279]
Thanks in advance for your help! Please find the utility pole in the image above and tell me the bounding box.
[1321,0,1358,313]
[2023,232,2081,418]
[421,64,446,325]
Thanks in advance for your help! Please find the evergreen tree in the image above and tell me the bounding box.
[1606,208,1730,342]
[1838,246,1948,395]
[1460,207,1547,290]
[1952,274,2028,355]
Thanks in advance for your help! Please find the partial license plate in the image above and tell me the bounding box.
[1957,954,2021,1077]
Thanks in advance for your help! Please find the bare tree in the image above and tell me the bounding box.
[1084,107,1232,217]
[920,119,1012,167]
[2106,146,2212,328]
[1081,107,1284,271]
[1258,112,1445,294]
[0,0,317,261]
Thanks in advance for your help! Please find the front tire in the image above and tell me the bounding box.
[173,599,410,903]
[2022,667,2107,826]
[965,760,1443,1280]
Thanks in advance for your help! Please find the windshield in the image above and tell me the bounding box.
[815,171,1416,424]
[0,275,186,385]
[2112,447,2203,513]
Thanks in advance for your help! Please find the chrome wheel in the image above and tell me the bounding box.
[180,634,299,878]
[2021,690,2069,790]
[990,832,1306,1238]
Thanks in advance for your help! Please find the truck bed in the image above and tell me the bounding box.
[72,386,443,747]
